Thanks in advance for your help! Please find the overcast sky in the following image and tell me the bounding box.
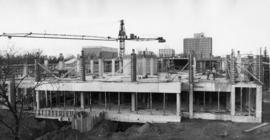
[0,0,270,57]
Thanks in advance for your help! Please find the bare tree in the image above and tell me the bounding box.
[0,49,44,140]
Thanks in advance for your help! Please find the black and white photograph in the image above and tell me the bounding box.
[0,0,270,140]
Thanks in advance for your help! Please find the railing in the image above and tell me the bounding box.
[35,109,83,119]
[35,108,102,121]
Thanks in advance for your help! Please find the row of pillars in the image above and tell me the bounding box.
[36,91,181,116]
[131,93,181,116]
[188,86,261,119]
[78,50,117,80]
[230,86,262,119]
[36,91,90,110]
[27,51,120,81]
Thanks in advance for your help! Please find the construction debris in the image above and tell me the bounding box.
[244,123,269,133]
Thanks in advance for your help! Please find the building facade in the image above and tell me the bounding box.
[183,33,212,60]
[82,46,118,59]
[159,48,175,58]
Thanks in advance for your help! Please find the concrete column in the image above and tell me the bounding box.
[218,90,220,111]
[131,50,137,81]
[176,93,181,116]
[240,87,243,113]
[112,59,115,75]
[209,92,213,104]
[105,92,107,109]
[142,94,146,104]
[58,53,65,71]
[160,59,164,72]
[118,92,120,113]
[45,91,48,107]
[163,93,166,115]
[119,61,123,73]
[135,93,138,113]
[150,93,152,114]
[80,54,86,81]
[245,89,249,107]
[73,92,76,106]
[248,88,251,116]
[231,86,235,116]
[55,91,60,106]
[8,77,16,108]
[226,92,230,109]
[44,59,49,68]
[193,57,196,75]
[23,63,28,77]
[203,91,206,107]
[131,93,136,112]
[189,84,194,118]
[24,88,27,95]
[121,92,125,105]
[80,92,85,109]
[98,58,103,77]
[34,59,40,82]
[147,93,150,108]
[90,60,94,74]
[256,86,262,121]
[36,91,40,110]
[63,91,66,108]
[76,59,81,74]
[142,57,147,76]
[89,92,92,111]
[99,93,102,104]
[251,88,255,110]
[50,91,52,108]
[200,62,203,73]
[150,58,154,76]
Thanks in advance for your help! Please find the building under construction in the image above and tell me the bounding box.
[5,46,263,132]
[0,22,264,132]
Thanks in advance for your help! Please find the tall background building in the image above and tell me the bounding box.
[183,33,212,60]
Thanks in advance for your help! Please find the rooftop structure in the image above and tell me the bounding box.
[82,46,118,59]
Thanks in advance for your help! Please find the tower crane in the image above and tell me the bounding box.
[0,19,165,71]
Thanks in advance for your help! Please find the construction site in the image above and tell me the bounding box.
[2,0,270,139]
[1,20,270,140]
[0,20,266,127]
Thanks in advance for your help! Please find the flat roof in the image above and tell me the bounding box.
[36,81,181,93]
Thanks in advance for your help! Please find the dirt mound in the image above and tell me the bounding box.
[203,122,230,137]
[35,126,86,140]
[87,120,118,137]
[137,123,162,135]
[125,122,162,136]
[124,124,141,135]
